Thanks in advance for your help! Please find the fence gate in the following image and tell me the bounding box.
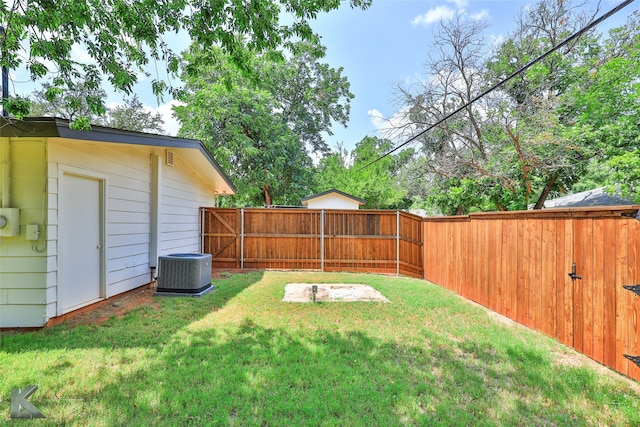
[569,213,640,380]
[201,208,240,268]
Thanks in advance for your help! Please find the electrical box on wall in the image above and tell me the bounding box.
[0,208,20,237]
[26,224,40,241]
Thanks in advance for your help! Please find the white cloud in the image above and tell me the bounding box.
[401,71,426,89]
[70,44,95,65]
[412,1,491,27]
[368,109,386,130]
[470,9,491,21]
[411,6,456,26]
[154,100,184,136]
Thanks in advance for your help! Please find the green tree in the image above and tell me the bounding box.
[396,12,515,213]
[484,0,601,208]
[272,42,353,155]
[29,81,107,122]
[175,42,353,206]
[314,137,409,209]
[106,95,165,134]
[398,0,602,214]
[487,0,600,106]
[0,0,371,121]
[30,86,165,133]
[567,11,640,202]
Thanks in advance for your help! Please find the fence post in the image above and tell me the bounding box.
[321,209,325,272]
[241,208,245,269]
[396,211,400,276]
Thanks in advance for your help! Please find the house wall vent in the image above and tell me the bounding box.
[157,253,212,294]
[165,149,175,166]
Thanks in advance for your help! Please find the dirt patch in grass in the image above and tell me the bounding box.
[283,283,389,303]
[553,349,640,393]
[54,268,258,327]
[59,286,158,327]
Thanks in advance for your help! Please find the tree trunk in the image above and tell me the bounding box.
[533,174,559,210]
[263,184,272,206]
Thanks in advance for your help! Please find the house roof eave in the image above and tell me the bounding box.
[0,116,237,194]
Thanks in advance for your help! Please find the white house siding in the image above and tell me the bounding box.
[160,154,215,254]
[0,137,51,327]
[49,139,155,306]
[1,136,218,328]
[48,139,217,306]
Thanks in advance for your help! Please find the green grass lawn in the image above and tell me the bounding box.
[1,271,639,426]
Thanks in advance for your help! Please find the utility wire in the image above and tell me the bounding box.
[356,0,635,172]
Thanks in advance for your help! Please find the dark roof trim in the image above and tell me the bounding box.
[301,188,367,205]
[0,117,236,193]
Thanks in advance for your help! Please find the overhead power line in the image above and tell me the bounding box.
[356,0,635,172]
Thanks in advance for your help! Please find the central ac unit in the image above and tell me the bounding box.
[156,253,212,295]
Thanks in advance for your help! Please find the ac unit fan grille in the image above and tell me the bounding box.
[157,253,211,294]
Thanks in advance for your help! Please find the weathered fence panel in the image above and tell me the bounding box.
[423,206,640,382]
[201,208,424,278]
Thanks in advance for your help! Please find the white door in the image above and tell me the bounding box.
[60,172,103,313]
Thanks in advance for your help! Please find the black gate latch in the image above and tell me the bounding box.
[568,263,582,280]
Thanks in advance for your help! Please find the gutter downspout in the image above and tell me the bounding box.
[150,154,162,272]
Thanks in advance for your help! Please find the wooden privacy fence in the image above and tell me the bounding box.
[423,206,640,382]
[201,208,424,278]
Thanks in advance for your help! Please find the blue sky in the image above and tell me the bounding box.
[306,0,635,151]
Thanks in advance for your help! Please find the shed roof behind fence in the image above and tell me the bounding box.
[301,189,366,206]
